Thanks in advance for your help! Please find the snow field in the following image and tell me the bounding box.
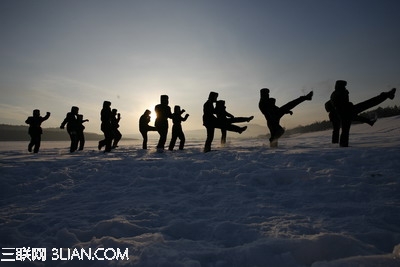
[1,116,400,266]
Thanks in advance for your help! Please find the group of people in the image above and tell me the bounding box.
[59,106,89,152]
[203,92,254,152]
[201,89,313,152]
[256,81,395,149]
[58,104,121,153]
[25,80,396,153]
[97,101,122,152]
[202,80,395,151]
[139,95,190,152]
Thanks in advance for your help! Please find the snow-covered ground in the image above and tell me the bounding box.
[1,116,400,267]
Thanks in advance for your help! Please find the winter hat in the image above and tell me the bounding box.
[335,80,347,90]
[260,88,270,98]
[208,92,218,101]
[160,95,169,104]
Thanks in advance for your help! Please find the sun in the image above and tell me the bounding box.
[147,104,157,124]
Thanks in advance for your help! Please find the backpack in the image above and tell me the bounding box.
[324,100,334,113]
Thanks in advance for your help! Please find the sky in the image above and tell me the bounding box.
[1,0,399,135]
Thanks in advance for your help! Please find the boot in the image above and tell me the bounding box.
[305,91,313,101]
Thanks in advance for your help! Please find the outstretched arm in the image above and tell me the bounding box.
[43,112,51,121]
[60,114,68,129]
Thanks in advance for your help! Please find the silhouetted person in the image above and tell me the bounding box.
[329,80,396,147]
[139,109,157,149]
[215,100,253,145]
[203,92,248,152]
[111,109,122,149]
[168,105,189,151]
[25,109,50,153]
[77,114,89,150]
[98,101,113,152]
[155,95,172,152]
[259,88,313,147]
[60,106,80,153]
[325,96,376,144]
[203,91,220,152]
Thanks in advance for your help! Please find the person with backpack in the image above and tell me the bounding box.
[329,80,396,147]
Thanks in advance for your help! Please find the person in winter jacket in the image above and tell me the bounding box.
[325,85,376,145]
[60,106,80,152]
[98,101,113,152]
[203,91,220,153]
[215,100,253,146]
[203,92,247,152]
[259,88,313,147]
[111,109,122,149]
[168,105,189,151]
[329,80,396,147]
[139,109,157,149]
[76,114,89,150]
[25,109,50,153]
[155,95,173,151]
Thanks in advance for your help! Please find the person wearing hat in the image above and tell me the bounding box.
[326,81,377,144]
[259,88,313,147]
[60,106,80,153]
[25,109,51,153]
[203,91,219,152]
[330,80,396,147]
[155,95,173,151]
[99,101,113,152]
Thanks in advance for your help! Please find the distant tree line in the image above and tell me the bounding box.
[0,125,104,141]
[285,105,400,136]
[284,120,333,136]
[358,105,400,119]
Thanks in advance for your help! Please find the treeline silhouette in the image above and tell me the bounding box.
[268,105,400,137]
[0,125,105,141]
[359,105,400,119]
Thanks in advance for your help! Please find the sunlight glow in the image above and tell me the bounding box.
[148,104,157,124]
